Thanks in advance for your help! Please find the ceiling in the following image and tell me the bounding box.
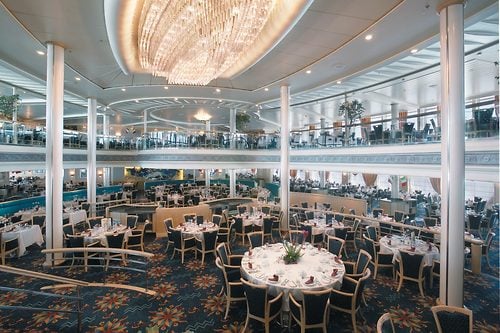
[0,0,497,133]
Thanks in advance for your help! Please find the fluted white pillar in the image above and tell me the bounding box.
[44,42,65,265]
[229,169,236,197]
[230,108,236,149]
[87,98,97,209]
[438,0,465,307]
[280,85,290,227]
[103,114,109,150]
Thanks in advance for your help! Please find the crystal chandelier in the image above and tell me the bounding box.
[138,0,279,85]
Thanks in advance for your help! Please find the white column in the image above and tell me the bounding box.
[280,85,290,227]
[319,171,326,188]
[229,169,236,197]
[391,175,400,199]
[229,108,236,149]
[438,0,465,307]
[11,87,18,144]
[87,98,97,209]
[103,167,111,187]
[103,114,109,150]
[44,42,65,265]
[391,103,398,141]
[143,110,148,150]
[205,169,211,187]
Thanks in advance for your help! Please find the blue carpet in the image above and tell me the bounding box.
[0,234,498,332]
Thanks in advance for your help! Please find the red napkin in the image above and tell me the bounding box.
[305,276,315,284]
[202,227,207,231]
[388,240,392,246]
[317,244,322,251]
[334,256,342,264]
[248,262,253,269]
[409,247,416,252]
[427,242,433,251]
[314,222,317,227]
[387,234,392,239]
[248,249,253,256]
[268,274,279,282]
[331,269,338,277]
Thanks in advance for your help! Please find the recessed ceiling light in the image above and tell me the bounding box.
[306,69,312,74]
[36,50,45,55]
[365,34,373,41]
[215,88,221,93]
[264,87,269,91]
[121,88,126,92]
[135,99,139,103]
[336,80,342,84]
[75,77,81,81]
[174,97,178,101]
[164,86,169,90]
[411,48,418,54]
[218,99,222,102]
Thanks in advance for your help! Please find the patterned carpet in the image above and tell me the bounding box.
[0,233,498,333]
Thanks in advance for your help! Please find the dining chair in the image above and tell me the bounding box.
[329,268,371,333]
[372,208,384,218]
[183,213,196,223]
[290,288,331,333]
[376,312,395,333]
[262,217,274,242]
[31,214,46,234]
[289,213,300,231]
[126,215,138,229]
[393,211,405,223]
[63,223,74,238]
[247,231,264,249]
[395,249,426,297]
[105,232,126,270]
[233,217,252,246]
[237,205,247,215]
[301,225,322,246]
[261,206,271,215]
[169,227,196,264]
[240,278,283,333]
[126,229,145,252]
[215,257,245,319]
[196,215,204,225]
[344,249,372,279]
[418,230,435,243]
[326,235,345,257]
[424,217,437,228]
[0,233,19,265]
[345,218,360,253]
[163,218,174,253]
[87,216,104,228]
[334,213,345,223]
[215,242,243,266]
[67,234,101,271]
[216,221,232,246]
[363,235,394,279]
[365,226,378,241]
[467,214,482,238]
[379,222,393,237]
[305,211,315,221]
[211,214,222,226]
[325,212,334,224]
[482,231,495,269]
[430,259,440,289]
[431,305,473,333]
[195,229,218,265]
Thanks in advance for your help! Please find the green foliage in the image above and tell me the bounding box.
[236,112,250,131]
[283,240,303,264]
[338,99,365,125]
[0,94,21,119]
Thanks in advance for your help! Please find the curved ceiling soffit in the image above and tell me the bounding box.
[107,96,258,111]
[104,0,313,81]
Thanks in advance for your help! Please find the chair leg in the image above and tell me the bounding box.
[418,280,425,297]
[224,299,230,319]
[171,249,176,259]
[351,312,358,333]
[396,274,403,292]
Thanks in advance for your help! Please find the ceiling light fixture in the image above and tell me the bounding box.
[107,0,313,85]
[194,109,212,121]
[36,50,45,55]
[164,86,169,90]
[337,80,342,84]
[264,87,269,91]
[411,48,418,54]
[365,34,373,41]
[215,88,221,93]
[306,69,311,74]
[121,88,126,91]
[75,77,81,81]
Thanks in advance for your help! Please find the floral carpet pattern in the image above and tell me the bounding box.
[0,233,498,332]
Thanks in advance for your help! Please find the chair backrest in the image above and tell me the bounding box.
[106,232,125,249]
[300,225,313,243]
[372,208,383,218]
[483,231,495,254]
[334,213,344,222]
[233,217,243,233]
[237,205,247,215]
[196,215,204,225]
[305,211,314,221]
[169,227,182,249]
[363,235,376,261]
[183,213,196,223]
[247,231,264,248]
[212,214,222,226]
[400,250,425,279]
[334,227,349,240]
[376,313,395,333]
[126,215,138,229]
[301,202,308,208]
[289,230,304,244]
[263,217,273,234]
[302,289,331,325]
[327,236,344,257]
[355,249,372,275]
[216,242,229,265]
[431,305,473,333]
[394,211,405,222]
[203,230,218,250]
[88,216,103,228]
[127,229,143,245]
[325,213,334,224]
[63,223,74,237]
[424,217,437,227]
[32,214,46,227]
[241,278,267,318]
[467,214,481,230]
[365,226,377,240]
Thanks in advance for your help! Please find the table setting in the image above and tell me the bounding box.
[240,241,345,311]
[379,234,439,266]
[175,221,218,240]
[1,223,44,256]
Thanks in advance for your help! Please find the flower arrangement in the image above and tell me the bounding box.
[338,99,365,125]
[282,240,303,264]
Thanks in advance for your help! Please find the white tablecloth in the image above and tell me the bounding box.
[176,222,218,241]
[236,214,271,228]
[301,220,345,236]
[82,225,131,247]
[240,243,345,311]
[65,210,87,225]
[379,235,439,267]
[2,224,44,256]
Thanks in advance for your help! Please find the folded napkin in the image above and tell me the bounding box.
[331,269,338,277]
[202,227,207,231]
[268,274,279,282]
[408,247,416,252]
[304,276,315,285]
[248,262,253,269]
[427,242,433,251]
[334,256,343,264]
[387,234,392,239]
[388,240,392,246]
[248,249,253,257]
[317,244,322,251]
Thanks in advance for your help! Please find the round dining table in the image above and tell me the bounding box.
[379,235,439,267]
[176,221,218,240]
[2,224,44,256]
[240,242,345,311]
